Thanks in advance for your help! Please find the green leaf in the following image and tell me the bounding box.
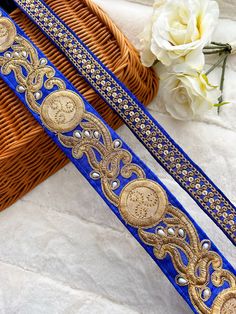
[201,74,218,88]
[152,59,159,66]
[214,101,230,107]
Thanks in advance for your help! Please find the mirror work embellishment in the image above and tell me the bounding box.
[0,13,235,314]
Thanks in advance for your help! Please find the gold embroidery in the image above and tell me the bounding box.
[119,179,167,227]
[0,33,65,114]
[139,204,236,314]
[58,112,145,206]
[0,14,235,314]
[211,289,236,314]
[16,0,236,242]
[0,17,16,52]
[41,90,84,132]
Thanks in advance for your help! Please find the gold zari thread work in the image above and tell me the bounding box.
[14,0,236,241]
[0,15,235,314]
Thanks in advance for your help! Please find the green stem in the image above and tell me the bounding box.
[204,46,227,50]
[203,49,228,55]
[217,55,228,114]
[205,52,229,75]
[211,41,227,46]
[152,59,159,66]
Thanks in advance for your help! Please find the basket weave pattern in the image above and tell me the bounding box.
[0,0,158,211]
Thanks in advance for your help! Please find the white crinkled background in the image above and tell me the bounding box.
[128,0,236,20]
[0,1,235,313]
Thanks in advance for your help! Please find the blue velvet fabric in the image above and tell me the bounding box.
[12,0,236,245]
[0,1,16,13]
[0,9,235,314]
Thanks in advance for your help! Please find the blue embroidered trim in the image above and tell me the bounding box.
[0,9,235,314]
[12,0,236,245]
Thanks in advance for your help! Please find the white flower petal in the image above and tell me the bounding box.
[158,71,220,120]
[139,24,157,67]
[139,0,219,71]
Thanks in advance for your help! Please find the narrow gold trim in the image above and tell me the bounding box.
[0,14,235,314]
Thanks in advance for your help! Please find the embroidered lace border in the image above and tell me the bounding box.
[0,9,235,313]
[12,0,236,245]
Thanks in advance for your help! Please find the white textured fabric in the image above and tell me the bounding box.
[128,0,153,5]
[0,1,235,313]
[217,0,236,20]
[128,0,236,20]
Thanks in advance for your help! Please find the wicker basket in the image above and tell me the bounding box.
[0,0,158,211]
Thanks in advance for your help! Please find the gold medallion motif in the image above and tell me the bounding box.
[41,90,84,132]
[1,12,236,313]
[21,0,236,244]
[211,289,236,314]
[119,179,167,227]
[0,18,16,52]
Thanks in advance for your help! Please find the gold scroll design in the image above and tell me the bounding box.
[0,16,235,314]
[0,16,144,206]
[58,115,236,314]
[0,28,85,133]
[23,0,236,240]
[0,31,66,114]
[58,112,145,206]
[138,204,236,314]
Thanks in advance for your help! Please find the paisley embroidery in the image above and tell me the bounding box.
[0,13,235,314]
[0,35,65,113]
[14,0,236,244]
[58,112,145,206]
[139,206,236,314]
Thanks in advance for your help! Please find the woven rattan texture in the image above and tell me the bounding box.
[0,0,158,211]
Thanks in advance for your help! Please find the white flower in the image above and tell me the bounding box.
[158,71,221,120]
[140,0,219,71]
[230,41,236,55]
